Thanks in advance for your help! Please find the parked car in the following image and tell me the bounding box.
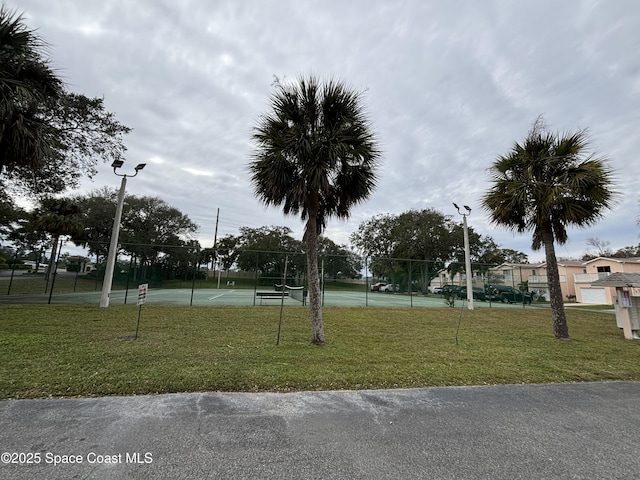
[457,287,487,301]
[441,285,462,296]
[433,287,444,295]
[370,282,387,292]
[486,285,533,304]
[381,283,399,292]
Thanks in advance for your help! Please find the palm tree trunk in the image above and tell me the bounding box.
[45,235,60,281]
[35,246,44,273]
[304,213,325,345]
[542,228,570,339]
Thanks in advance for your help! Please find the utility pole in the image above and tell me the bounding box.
[453,203,473,310]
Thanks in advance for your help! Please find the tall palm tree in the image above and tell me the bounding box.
[249,76,380,344]
[0,6,63,174]
[482,117,617,339]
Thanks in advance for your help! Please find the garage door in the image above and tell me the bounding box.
[580,287,607,305]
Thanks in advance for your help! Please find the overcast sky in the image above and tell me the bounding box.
[15,0,640,262]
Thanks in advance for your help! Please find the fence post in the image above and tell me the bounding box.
[6,251,18,295]
[409,259,413,308]
[253,252,259,306]
[190,247,198,306]
[365,256,369,307]
[124,257,133,304]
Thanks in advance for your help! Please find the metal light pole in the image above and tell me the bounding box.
[100,160,146,308]
[453,203,473,310]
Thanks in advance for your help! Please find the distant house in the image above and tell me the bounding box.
[533,260,585,301]
[486,258,640,305]
[66,256,95,273]
[429,263,543,294]
[487,262,544,290]
[574,257,640,304]
[429,269,457,292]
[429,268,479,292]
[428,256,640,305]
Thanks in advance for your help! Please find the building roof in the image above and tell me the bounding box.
[537,260,584,268]
[591,272,640,287]
[555,260,585,267]
[489,262,544,270]
[583,257,640,265]
[538,257,640,268]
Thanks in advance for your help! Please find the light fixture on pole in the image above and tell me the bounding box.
[453,203,473,310]
[99,160,146,308]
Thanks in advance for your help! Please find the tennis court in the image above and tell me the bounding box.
[0,286,534,309]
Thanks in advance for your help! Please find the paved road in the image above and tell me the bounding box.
[1,382,638,479]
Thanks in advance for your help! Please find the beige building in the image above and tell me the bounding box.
[574,257,640,304]
[533,260,585,302]
[487,263,543,288]
[430,257,640,305]
[489,257,640,305]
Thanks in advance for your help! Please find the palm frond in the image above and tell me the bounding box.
[249,75,380,234]
[482,117,617,249]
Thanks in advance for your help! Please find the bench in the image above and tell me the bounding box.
[255,291,288,305]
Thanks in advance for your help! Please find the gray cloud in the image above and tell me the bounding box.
[15,0,640,261]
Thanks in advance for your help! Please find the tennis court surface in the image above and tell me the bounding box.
[0,287,533,309]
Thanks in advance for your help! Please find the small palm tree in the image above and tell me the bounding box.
[482,117,617,339]
[249,76,380,344]
[33,197,83,280]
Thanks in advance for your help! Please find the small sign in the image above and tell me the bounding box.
[137,283,148,305]
[632,287,640,297]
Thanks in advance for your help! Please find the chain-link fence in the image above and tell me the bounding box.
[1,243,546,306]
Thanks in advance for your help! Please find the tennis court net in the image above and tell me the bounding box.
[275,284,307,305]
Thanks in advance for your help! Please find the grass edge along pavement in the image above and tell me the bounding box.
[1,305,639,400]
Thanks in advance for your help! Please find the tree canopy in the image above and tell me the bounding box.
[73,189,199,267]
[234,225,303,275]
[0,8,130,197]
[350,207,513,286]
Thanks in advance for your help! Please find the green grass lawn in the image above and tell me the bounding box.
[1,305,638,399]
[0,274,102,295]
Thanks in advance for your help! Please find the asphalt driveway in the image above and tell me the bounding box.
[1,382,639,479]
